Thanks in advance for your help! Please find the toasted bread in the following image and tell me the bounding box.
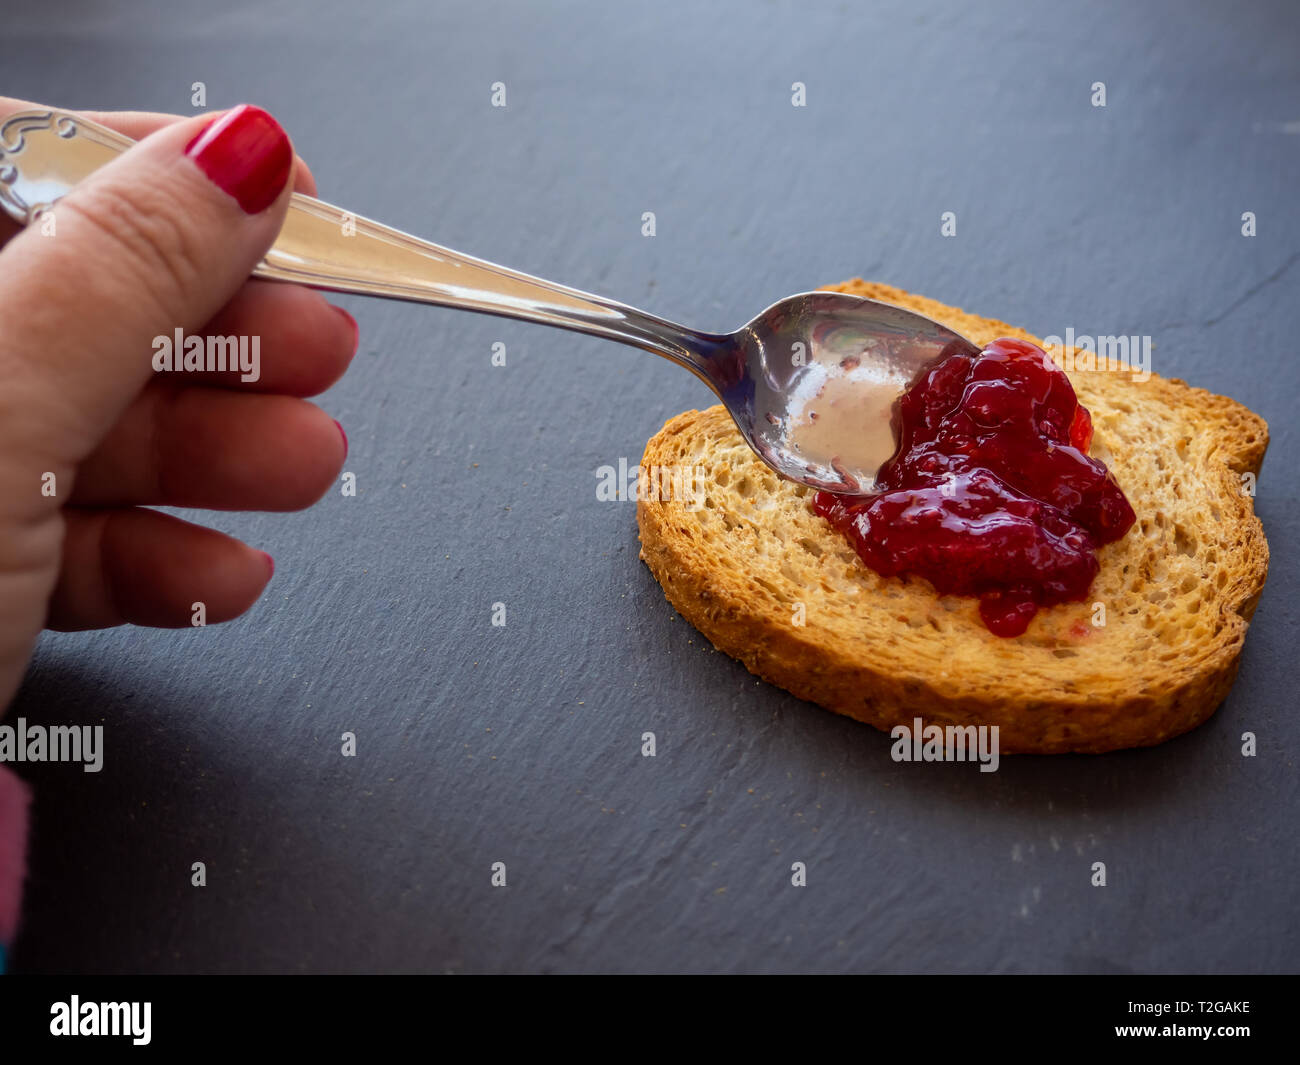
[636,281,1269,753]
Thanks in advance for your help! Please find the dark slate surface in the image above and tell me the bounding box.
[4,0,1297,973]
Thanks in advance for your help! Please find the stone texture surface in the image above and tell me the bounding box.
[4,0,1296,972]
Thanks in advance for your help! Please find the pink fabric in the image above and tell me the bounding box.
[0,764,30,946]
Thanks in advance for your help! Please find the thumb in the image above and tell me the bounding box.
[0,104,294,475]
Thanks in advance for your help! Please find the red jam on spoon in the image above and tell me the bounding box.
[812,337,1135,637]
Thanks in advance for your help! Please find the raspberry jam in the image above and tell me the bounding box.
[812,337,1135,637]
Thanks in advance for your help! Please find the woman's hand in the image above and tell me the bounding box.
[0,99,357,711]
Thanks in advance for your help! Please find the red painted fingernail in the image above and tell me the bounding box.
[185,105,292,214]
[333,306,359,353]
[334,420,348,458]
[258,551,275,580]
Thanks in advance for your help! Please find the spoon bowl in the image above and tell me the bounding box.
[718,291,979,493]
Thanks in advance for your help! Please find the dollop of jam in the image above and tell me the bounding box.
[812,337,1135,637]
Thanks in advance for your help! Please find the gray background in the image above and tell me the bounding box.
[4,0,1296,973]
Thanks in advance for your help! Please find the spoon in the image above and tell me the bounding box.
[0,107,979,494]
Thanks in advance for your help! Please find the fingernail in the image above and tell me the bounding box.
[334,420,348,459]
[332,306,359,353]
[258,551,275,580]
[185,105,292,214]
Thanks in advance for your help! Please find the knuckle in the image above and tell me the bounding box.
[60,178,210,310]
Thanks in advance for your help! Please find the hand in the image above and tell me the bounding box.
[0,100,357,711]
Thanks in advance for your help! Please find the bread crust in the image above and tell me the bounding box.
[636,283,1270,754]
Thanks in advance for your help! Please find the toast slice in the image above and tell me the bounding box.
[636,281,1269,753]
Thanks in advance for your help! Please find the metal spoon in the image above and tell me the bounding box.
[0,107,979,494]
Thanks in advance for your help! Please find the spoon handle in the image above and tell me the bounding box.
[0,108,723,378]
